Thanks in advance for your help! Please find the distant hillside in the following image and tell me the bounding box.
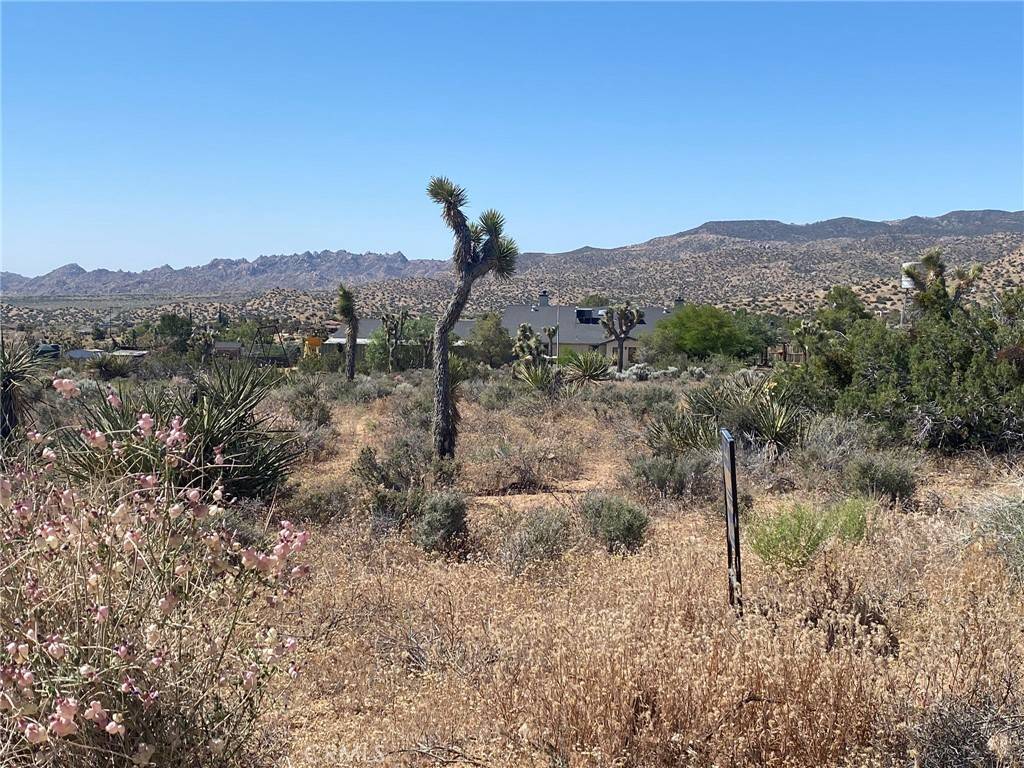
[0,250,449,297]
[3,211,1022,319]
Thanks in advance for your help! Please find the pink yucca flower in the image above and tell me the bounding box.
[23,721,47,745]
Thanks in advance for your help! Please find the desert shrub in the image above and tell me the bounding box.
[790,413,874,488]
[975,496,1024,584]
[367,487,423,538]
[470,377,531,411]
[468,434,578,494]
[630,452,718,500]
[584,383,677,421]
[748,503,833,569]
[413,491,469,553]
[580,493,649,553]
[351,375,396,403]
[293,424,338,463]
[286,378,331,428]
[801,568,898,656]
[830,496,871,543]
[283,478,355,524]
[54,364,299,499]
[842,450,917,504]
[1,338,43,439]
[907,696,1024,768]
[0,458,309,766]
[498,507,573,575]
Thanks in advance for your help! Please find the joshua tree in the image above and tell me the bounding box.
[600,302,643,373]
[513,323,544,365]
[542,324,559,358]
[428,177,518,459]
[381,310,409,373]
[903,250,982,319]
[336,283,359,381]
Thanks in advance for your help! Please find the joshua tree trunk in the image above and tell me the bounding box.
[616,339,626,372]
[344,318,358,381]
[433,276,473,459]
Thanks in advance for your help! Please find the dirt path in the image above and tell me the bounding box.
[292,402,378,487]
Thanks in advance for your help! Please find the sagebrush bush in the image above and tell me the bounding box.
[413,491,469,552]
[630,452,718,500]
[790,413,873,489]
[975,495,1024,584]
[842,450,917,503]
[498,507,572,575]
[286,378,331,428]
[748,503,832,569]
[283,478,355,525]
[0,450,309,766]
[580,493,649,553]
[906,696,1024,768]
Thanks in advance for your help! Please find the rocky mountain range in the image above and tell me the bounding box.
[3,210,1022,307]
[0,249,448,297]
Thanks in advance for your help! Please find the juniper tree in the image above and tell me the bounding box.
[336,283,359,381]
[601,302,643,373]
[381,310,409,373]
[427,177,518,459]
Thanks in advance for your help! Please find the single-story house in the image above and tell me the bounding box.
[66,348,106,361]
[500,291,672,366]
[324,292,675,366]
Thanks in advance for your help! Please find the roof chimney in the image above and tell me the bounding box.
[539,290,550,307]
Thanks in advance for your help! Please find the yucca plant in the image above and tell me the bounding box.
[563,350,611,385]
[645,410,719,456]
[428,177,518,458]
[514,359,559,394]
[57,363,299,498]
[0,338,42,439]
[85,353,134,381]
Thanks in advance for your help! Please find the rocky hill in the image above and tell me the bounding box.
[0,250,448,297]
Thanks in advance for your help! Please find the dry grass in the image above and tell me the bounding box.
[265,386,1024,767]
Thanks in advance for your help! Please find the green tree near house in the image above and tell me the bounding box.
[427,176,518,459]
[336,283,359,381]
[467,313,513,368]
[380,310,409,373]
[155,313,193,354]
[601,302,643,373]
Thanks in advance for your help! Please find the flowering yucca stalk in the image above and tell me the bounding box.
[0,440,310,767]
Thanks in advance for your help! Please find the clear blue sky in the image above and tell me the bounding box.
[2,2,1022,277]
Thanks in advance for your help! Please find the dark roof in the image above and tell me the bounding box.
[500,304,669,345]
[213,341,243,351]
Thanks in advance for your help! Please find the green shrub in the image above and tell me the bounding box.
[842,451,917,503]
[283,478,355,524]
[829,496,871,543]
[288,378,332,427]
[975,496,1024,584]
[630,452,718,500]
[580,493,649,553]
[498,507,572,575]
[749,503,832,569]
[368,487,423,538]
[414,490,469,552]
[472,377,530,411]
[790,414,874,488]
